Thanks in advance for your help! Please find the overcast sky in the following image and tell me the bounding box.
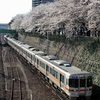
[0,0,32,24]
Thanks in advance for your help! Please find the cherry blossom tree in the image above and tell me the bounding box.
[9,0,100,37]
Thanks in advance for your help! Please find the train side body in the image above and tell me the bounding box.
[4,35,92,100]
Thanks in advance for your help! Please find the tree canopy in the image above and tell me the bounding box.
[9,0,100,36]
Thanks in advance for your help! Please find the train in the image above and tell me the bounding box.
[4,35,92,100]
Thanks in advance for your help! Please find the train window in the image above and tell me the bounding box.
[28,54,30,58]
[40,61,45,69]
[32,56,34,61]
[50,68,55,76]
[80,78,85,87]
[87,77,92,87]
[21,49,24,53]
[27,53,29,57]
[24,51,25,54]
[55,71,58,79]
[20,48,22,52]
[26,52,27,56]
[28,53,30,58]
[69,79,78,88]
[60,74,64,83]
[34,57,36,62]
[21,48,22,52]
[50,68,58,79]
[23,50,24,53]
[50,68,52,74]
[30,55,32,59]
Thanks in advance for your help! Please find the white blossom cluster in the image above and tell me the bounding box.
[9,0,100,35]
[10,14,23,30]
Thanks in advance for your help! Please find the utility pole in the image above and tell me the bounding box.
[46,31,49,54]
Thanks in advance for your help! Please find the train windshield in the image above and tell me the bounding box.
[87,76,92,87]
[80,78,85,87]
[69,79,78,88]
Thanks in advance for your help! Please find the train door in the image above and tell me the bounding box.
[46,65,49,76]
[30,55,32,63]
[36,59,39,69]
[32,55,35,66]
[60,74,65,88]
[26,52,27,59]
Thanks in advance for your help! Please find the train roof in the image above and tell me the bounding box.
[33,51,47,56]
[38,55,90,75]
[29,48,39,51]
[45,55,58,60]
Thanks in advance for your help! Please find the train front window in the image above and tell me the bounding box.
[69,79,78,88]
[80,78,85,87]
[87,77,92,87]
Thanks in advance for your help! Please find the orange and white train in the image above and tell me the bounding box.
[4,35,92,100]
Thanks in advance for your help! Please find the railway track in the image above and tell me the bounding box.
[8,67,22,100]
[3,47,29,100]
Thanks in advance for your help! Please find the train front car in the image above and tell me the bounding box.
[66,70,92,100]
